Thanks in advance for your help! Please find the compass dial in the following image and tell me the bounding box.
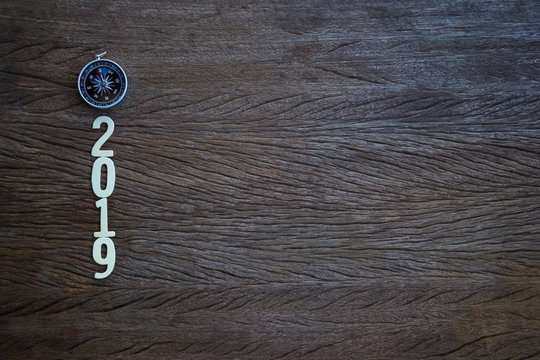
[78,59,128,109]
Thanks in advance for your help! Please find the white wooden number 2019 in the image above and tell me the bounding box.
[91,116,116,279]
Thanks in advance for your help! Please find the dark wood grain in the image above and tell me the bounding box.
[1,1,539,359]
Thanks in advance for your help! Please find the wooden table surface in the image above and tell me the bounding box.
[1,1,539,359]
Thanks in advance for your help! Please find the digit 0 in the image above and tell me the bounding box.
[91,157,116,198]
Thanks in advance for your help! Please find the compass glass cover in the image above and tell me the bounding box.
[78,59,127,108]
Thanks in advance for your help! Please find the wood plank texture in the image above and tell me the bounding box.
[1,1,539,359]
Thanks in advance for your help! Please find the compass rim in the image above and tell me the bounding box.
[78,58,128,109]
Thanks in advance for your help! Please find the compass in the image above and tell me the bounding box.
[78,52,128,109]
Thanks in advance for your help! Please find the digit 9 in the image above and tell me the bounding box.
[93,237,115,279]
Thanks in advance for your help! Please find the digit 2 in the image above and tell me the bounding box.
[91,116,116,279]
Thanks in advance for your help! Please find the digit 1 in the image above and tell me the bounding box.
[94,198,115,238]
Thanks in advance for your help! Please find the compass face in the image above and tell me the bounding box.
[78,59,128,109]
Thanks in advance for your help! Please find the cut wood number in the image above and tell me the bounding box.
[91,116,116,279]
